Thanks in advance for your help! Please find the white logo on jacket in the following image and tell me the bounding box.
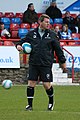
[45,33,51,39]
[33,32,37,38]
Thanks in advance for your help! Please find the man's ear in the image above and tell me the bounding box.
[38,20,41,25]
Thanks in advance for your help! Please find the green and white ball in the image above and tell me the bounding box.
[2,80,13,89]
[22,42,32,54]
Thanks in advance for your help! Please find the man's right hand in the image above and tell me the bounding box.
[16,45,23,51]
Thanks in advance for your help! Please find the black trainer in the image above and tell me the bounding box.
[48,104,54,111]
[26,105,32,111]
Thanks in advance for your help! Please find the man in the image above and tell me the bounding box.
[23,3,38,26]
[75,14,80,33]
[45,0,62,22]
[16,14,67,111]
[63,11,76,33]
[0,22,11,39]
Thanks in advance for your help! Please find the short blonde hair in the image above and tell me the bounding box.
[38,14,50,22]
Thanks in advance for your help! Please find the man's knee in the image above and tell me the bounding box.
[28,80,36,87]
[43,82,51,90]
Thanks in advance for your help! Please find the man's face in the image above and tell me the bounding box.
[29,5,34,11]
[40,18,50,30]
[65,12,70,17]
[55,26,59,32]
[50,2,56,7]
[0,24,4,30]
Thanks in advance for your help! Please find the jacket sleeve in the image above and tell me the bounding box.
[52,33,66,64]
[45,7,52,18]
[23,11,33,24]
[23,12,31,23]
[23,11,38,24]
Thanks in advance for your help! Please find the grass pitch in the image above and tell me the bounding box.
[0,85,80,120]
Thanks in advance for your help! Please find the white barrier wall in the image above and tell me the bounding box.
[63,46,80,68]
[0,0,79,13]
[0,46,20,68]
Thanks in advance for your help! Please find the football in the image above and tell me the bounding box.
[22,42,32,54]
[2,80,13,89]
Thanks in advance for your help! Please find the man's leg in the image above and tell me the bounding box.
[43,82,54,111]
[26,65,39,110]
[26,80,36,110]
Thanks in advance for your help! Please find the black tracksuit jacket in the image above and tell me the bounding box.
[17,28,66,67]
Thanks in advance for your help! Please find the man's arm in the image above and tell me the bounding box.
[16,37,26,51]
[52,33,67,72]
